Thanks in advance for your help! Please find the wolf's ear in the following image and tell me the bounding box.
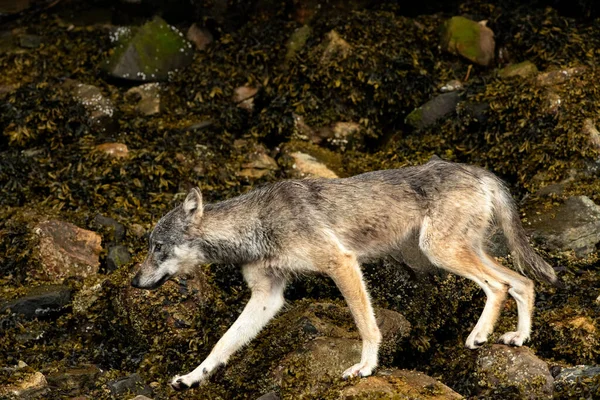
[183,187,203,219]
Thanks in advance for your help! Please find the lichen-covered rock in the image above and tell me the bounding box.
[405,92,461,130]
[526,196,600,257]
[441,17,495,66]
[1,284,72,320]
[104,17,194,81]
[475,344,554,399]
[498,61,538,79]
[340,368,463,399]
[125,83,161,115]
[32,220,102,281]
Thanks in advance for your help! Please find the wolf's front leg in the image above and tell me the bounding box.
[170,266,286,391]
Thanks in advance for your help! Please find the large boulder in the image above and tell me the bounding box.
[104,17,194,81]
[475,344,554,399]
[526,196,600,257]
[32,220,102,282]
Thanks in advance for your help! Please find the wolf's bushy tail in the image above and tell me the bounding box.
[491,178,558,285]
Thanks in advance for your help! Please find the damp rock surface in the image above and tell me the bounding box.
[0,284,72,320]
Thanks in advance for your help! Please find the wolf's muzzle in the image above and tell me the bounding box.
[131,271,172,290]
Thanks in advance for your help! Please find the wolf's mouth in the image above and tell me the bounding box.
[131,272,173,290]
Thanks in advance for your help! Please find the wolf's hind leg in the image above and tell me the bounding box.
[480,252,535,346]
[170,265,286,391]
[324,251,381,378]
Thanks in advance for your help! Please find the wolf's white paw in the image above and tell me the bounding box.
[499,331,529,347]
[170,374,200,391]
[342,362,376,379]
[465,330,489,349]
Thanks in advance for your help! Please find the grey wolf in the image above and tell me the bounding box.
[131,157,557,390]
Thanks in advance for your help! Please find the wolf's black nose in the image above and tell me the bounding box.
[131,273,141,288]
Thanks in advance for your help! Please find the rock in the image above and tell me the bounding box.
[440,79,464,93]
[405,92,461,130]
[93,214,126,243]
[125,83,161,115]
[327,122,361,151]
[107,373,152,397]
[583,119,600,151]
[106,245,132,271]
[33,220,102,281]
[526,196,600,257]
[320,30,352,65]
[285,25,311,63]
[132,396,153,400]
[554,365,600,391]
[0,371,48,398]
[233,85,259,111]
[1,285,72,320]
[475,344,554,399]
[441,17,495,66]
[46,365,101,391]
[63,79,115,133]
[186,23,213,51]
[130,224,146,238]
[289,151,338,178]
[19,34,41,49]
[72,277,108,314]
[536,66,587,86]
[341,368,463,399]
[238,146,279,179]
[256,392,280,400]
[498,61,538,79]
[104,17,194,81]
[95,143,129,158]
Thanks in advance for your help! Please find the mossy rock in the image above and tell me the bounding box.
[441,16,495,66]
[498,61,538,79]
[104,16,194,81]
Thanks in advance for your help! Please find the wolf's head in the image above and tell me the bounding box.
[131,188,204,290]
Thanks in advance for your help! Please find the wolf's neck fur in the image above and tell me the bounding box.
[190,194,275,264]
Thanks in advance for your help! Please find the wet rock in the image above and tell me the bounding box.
[72,277,108,315]
[536,66,587,86]
[554,365,600,391]
[320,30,352,65]
[526,196,600,257]
[238,146,279,179]
[498,61,538,79]
[95,142,129,158]
[341,368,463,399]
[46,365,101,391]
[440,79,464,93]
[1,285,72,320]
[107,373,152,397]
[405,92,461,130]
[132,396,153,400]
[583,118,600,151]
[104,17,194,81]
[326,121,362,151]
[186,23,213,51]
[256,392,280,400]
[19,34,41,49]
[475,344,553,399]
[441,17,495,66]
[63,79,115,133]
[33,220,102,281]
[0,371,48,398]
[94,214,126,243]
[288,151,338,178]
[125,83,161,116]
[106,245,132,271]
[233,85,259,111]
[285,25,311,63]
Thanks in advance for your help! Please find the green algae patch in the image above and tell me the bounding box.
[104,16,194,81]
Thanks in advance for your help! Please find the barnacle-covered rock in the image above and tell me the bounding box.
[32,220,102,282]
[441,17,495,66]
[63,79,116,133]
[475,344,554,399]
[104,17,194,81]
